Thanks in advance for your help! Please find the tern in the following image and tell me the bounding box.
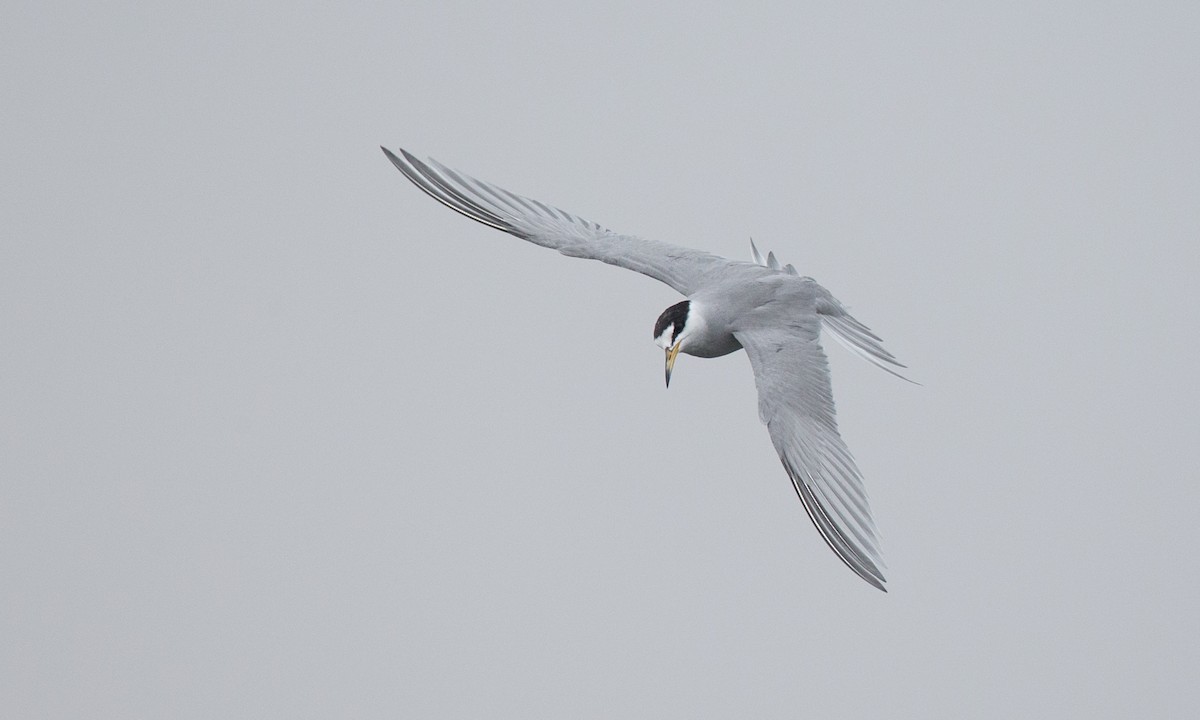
[382,147,910,591]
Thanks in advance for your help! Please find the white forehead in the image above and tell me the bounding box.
[654,324,675,349]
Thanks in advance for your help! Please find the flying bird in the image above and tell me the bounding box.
[382,146,910,591]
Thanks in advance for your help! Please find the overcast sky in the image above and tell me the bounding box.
[4,2,1199,718]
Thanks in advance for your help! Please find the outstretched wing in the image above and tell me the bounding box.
[382,147,727,296]
[735,325,888,591]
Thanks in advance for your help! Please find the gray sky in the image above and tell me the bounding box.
[4,1,1199,718]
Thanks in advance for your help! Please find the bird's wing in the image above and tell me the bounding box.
[734,325,888,591]
[382,147,727,295]
[814,291,914,383]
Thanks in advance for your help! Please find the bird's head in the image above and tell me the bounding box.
[653,300,692,388]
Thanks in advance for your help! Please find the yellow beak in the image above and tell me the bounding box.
[665,341,682,387]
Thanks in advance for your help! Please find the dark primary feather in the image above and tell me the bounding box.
[381,147,726,296]
[735,326,889,591]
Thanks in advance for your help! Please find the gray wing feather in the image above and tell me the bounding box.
[735,325,888,591]
[749,244,912,381]
[382,147,726,295]
[814,292,916,383]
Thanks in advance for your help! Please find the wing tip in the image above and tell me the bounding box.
[781,456,889,592]
[864,569,889,592]
[380,145,403,167]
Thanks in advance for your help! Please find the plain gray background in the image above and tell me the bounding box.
[4,1,1198,717]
